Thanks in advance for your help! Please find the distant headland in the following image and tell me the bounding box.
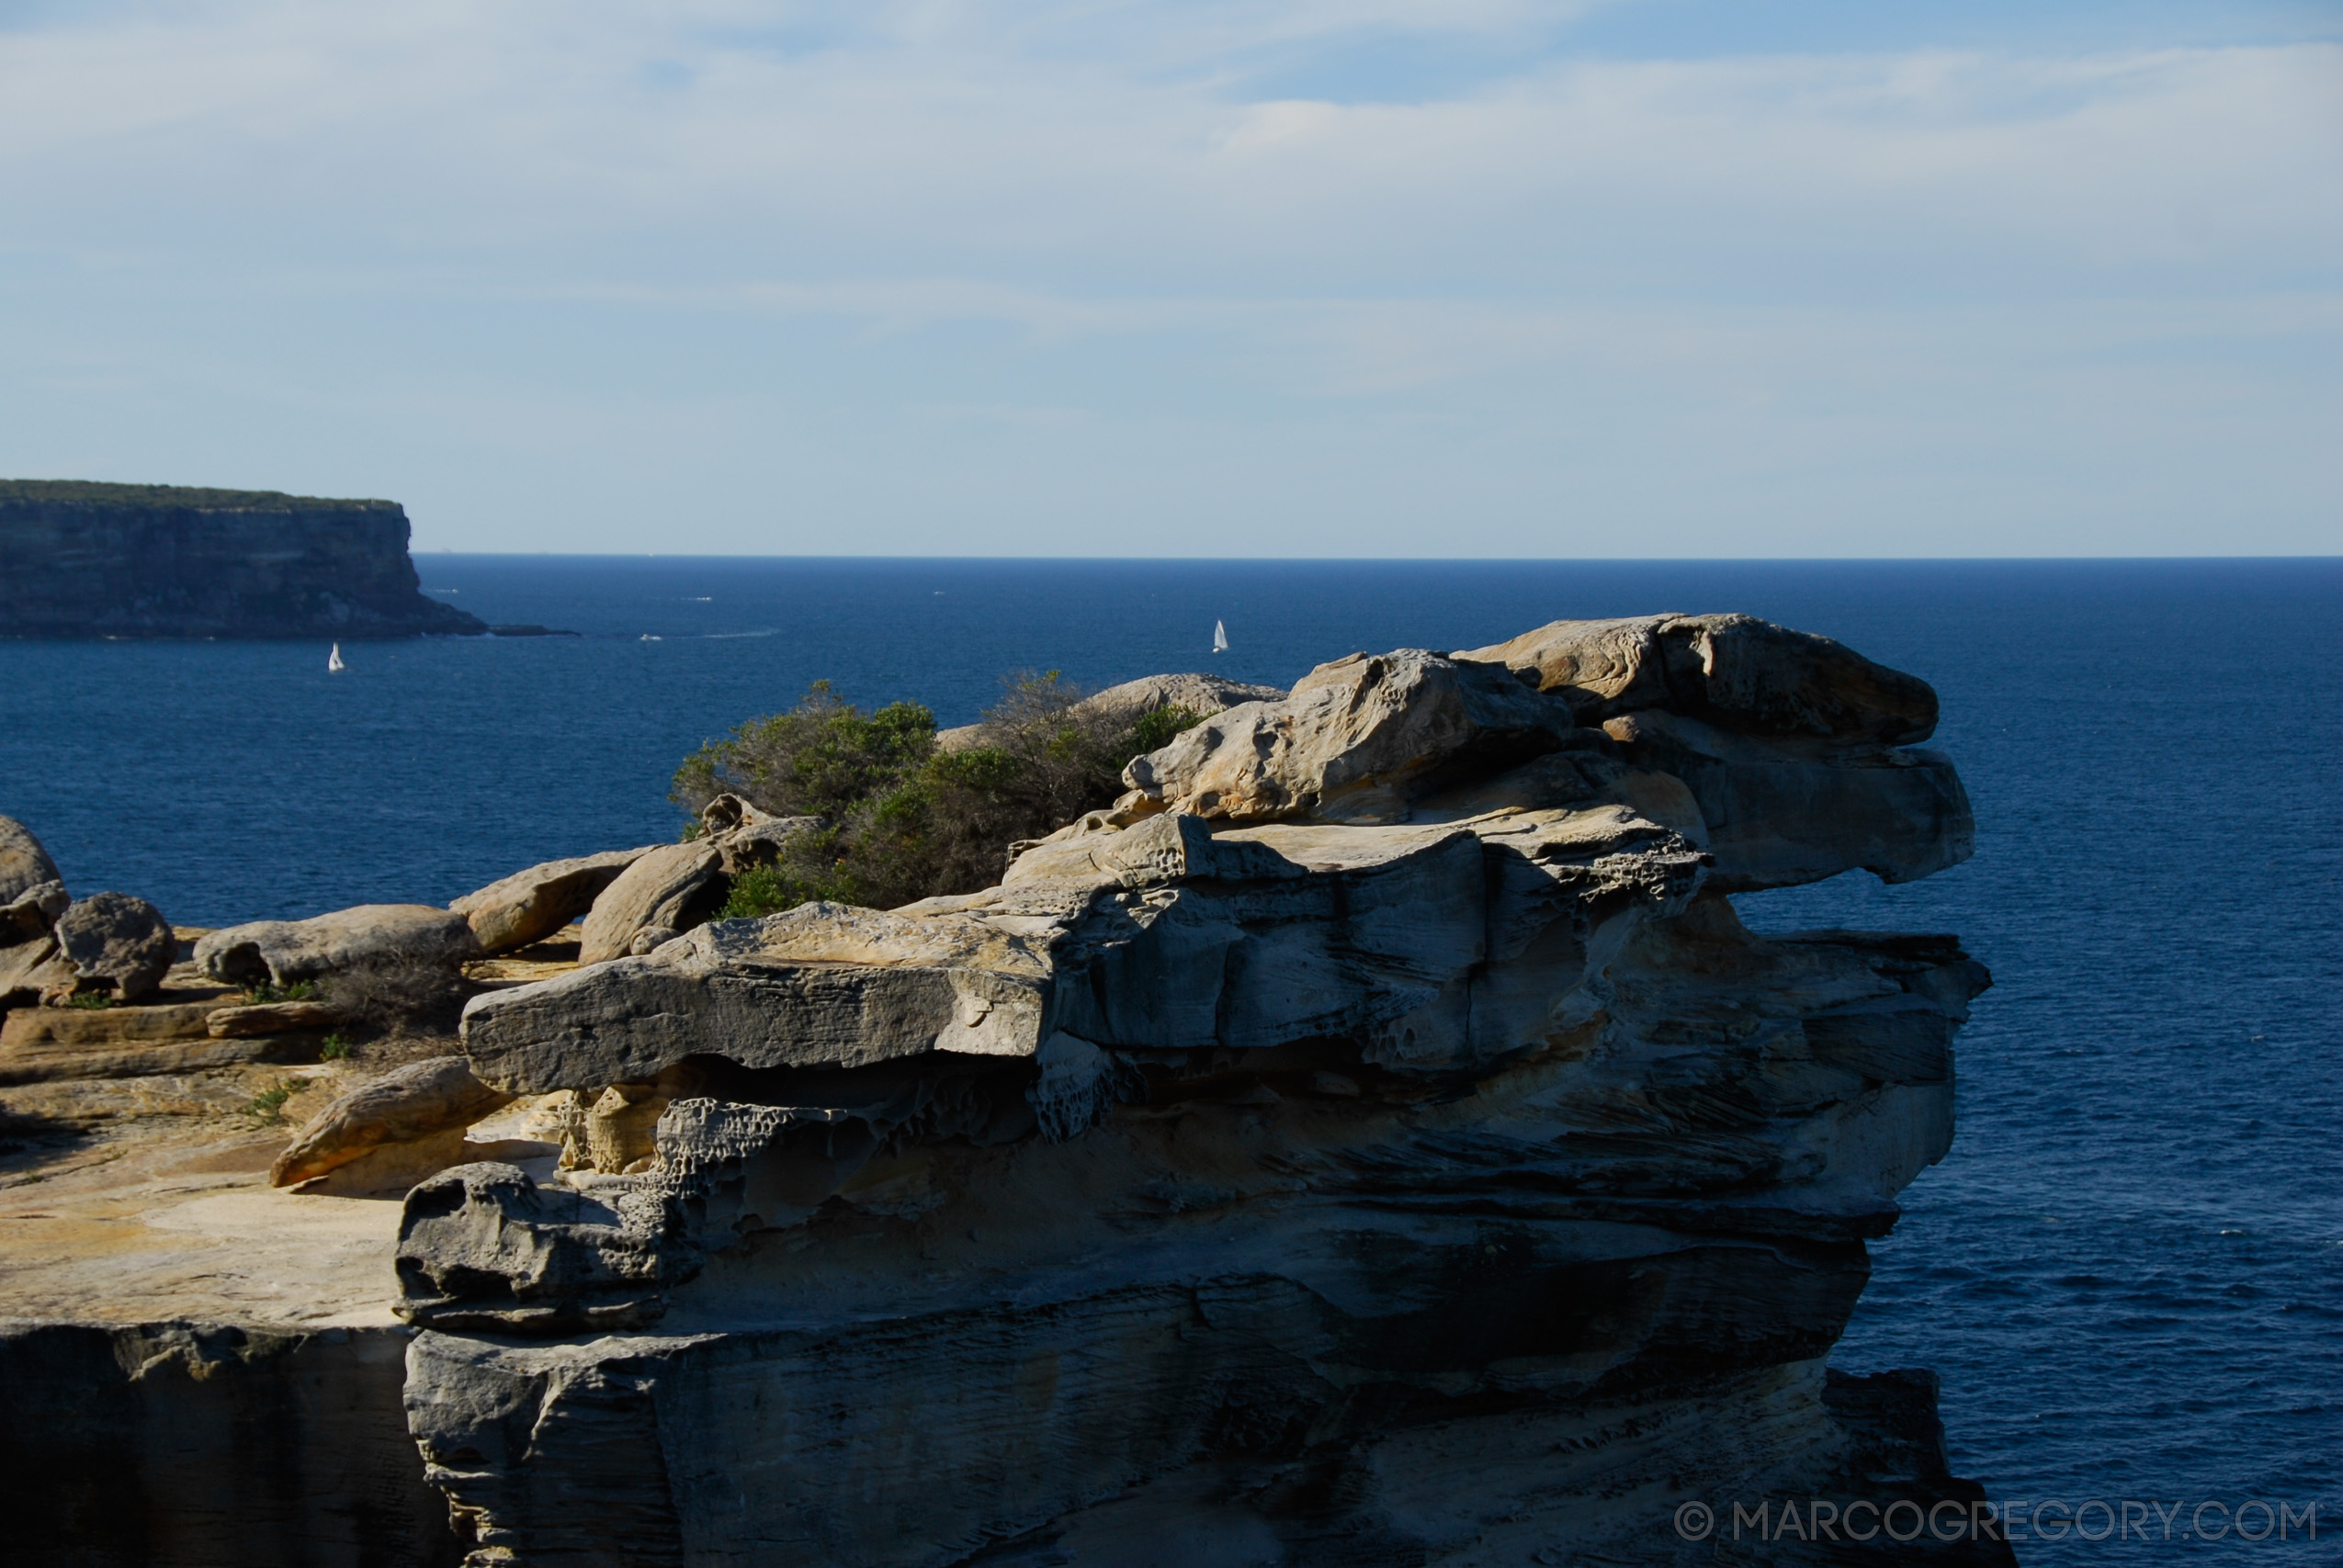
[0,479,490,639]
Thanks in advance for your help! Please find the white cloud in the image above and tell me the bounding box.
[0,1,2335,553]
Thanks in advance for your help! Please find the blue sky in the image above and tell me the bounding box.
[2,0,2337,556]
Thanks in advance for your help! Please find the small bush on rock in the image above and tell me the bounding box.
[243,979,323,1005]
[246,1077,310,1123]
[323,964,470,1037]
[680,674,1205,917]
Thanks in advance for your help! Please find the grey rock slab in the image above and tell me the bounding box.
[395,1162,677,1333]
[195,905,483,987]
[1459,611,1939,745]
[464,902,1058,1094]
[450,847,658,953]
[1122,648,1578,824]
[48,890,175,1003]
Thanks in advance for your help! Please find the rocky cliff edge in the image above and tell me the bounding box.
[0,480,486,639]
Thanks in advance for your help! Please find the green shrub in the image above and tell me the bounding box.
[674,680,938,823]
[1129,704,1202,756]
[243,978,323,1005]
[319,1032,352,1061]
[679,675,1209,919]
[247,1077,311,1123]
[64,991,115,1010]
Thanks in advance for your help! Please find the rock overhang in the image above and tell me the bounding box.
[382,609,2004,1564]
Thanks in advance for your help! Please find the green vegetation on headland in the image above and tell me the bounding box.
[675,675,1203,918]
[0,479,395,512]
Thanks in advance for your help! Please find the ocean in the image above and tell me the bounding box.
[3,557,2337,1558]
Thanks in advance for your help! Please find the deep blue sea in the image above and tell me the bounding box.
[3,558,2337,1559]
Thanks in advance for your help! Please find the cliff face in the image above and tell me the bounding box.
[0,613,2008,1567]
[0,480,485,638]
[400,616,2009,1565]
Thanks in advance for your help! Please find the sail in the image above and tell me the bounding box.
[327,642,345,672]
[1213,619,1228,653]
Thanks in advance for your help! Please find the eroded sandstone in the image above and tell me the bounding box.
[4,609,2006,1567]
[402,613,2000,1564]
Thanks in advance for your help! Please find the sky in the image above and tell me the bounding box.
[1,0,2337,557]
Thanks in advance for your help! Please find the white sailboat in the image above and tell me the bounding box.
[1213,619,1228,654]
[327,642,345,672]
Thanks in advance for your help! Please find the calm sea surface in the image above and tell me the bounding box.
[3,558,2338,1557]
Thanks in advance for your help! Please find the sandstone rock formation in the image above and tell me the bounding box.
[395,613,2003,1564]
[450,847,656,954]
[934,671,1287,750]
[1120,649,1575,823]
[0,612,2005,1567]
[0,479,486,638]
[196,905,482,988]
[0,997,304,1084]
[270,1055,516,1188]
[1455,611,1939,743]
[0,814,68,933]
[1454,615,1972,893]
[575,797,815,964]
[207,999,341,1038]
[0,814,70,1008]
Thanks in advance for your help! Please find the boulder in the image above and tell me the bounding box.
[43,892,175,1004]
[450,847,658,954]
[577,842,725,965]
[934,671,1287,751]
[268,1055,517,1188]
[572,798,818,966]
[195,905,482,988]
[0,815,65,908]
[1457,611,1939,745]
[1120,649,1579,824]
[0,815,68,945]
